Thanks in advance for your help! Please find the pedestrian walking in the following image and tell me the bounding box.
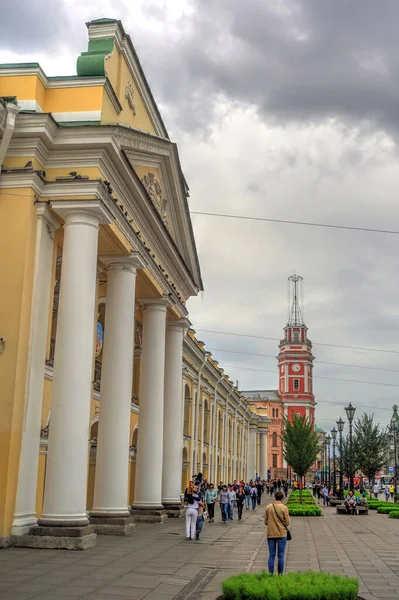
[265,490,290,575]
[322,485,329,506]
[270,481,275,496]
[372,482,379,499]
[184,484,202,540]
[250,484,257,510]
[219,484,229,524]
[195,504,205,540]
[236,486,245,520]
[283,481,289,497]
[256,480,263,505]
[389,484,395,499]
[228,484,236,520]
[205,483,218,522]
[384,486,390,502]
[244,483,251,509]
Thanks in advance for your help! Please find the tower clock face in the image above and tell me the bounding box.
[292,363,300,372]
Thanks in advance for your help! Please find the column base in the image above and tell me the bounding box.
[90,516,136,536]
[162,502,185,518]
[130,506,168,523]
[11,525,97,550]
[12,514,38,536]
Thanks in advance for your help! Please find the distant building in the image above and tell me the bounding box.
[242,275,317,480]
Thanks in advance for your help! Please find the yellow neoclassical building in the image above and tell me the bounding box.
[0,18,268,549]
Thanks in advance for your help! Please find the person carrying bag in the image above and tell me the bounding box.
[264,490,291,575]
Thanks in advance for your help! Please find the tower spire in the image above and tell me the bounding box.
[287,274,304,326]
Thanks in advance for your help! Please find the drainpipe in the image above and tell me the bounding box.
[0,102,21,172]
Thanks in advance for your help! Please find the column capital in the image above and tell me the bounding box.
[36,203,61,235]
[139,296,172,312]
[51,200,113,227]
[166,318,191,334]
[100,252,147,274]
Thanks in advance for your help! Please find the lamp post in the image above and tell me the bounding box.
[345,402,356,493]
[390,405,399,500]
[321,446,324,485]
[324,439,328,487]
[326,434,331,488]
[336,417,345,499]
[331,427,337,496]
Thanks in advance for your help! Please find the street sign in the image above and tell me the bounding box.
[389,466,394,474]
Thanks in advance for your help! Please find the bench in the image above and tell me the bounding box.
[329,498,343,507]
[337,504,368,515]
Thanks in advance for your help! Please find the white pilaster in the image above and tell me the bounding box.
[199,393,205,473]
[12,206,59,535]
[40,202,111,526]
[133,298,169,512]
[162,320,188,511]
[259,431,267,479]
[214,405,220,483]
[91,254,145,518]
[232,410,238,479]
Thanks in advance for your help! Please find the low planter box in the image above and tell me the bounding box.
[222,571,358,600]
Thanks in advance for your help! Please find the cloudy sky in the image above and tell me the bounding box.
[3,0,399,434]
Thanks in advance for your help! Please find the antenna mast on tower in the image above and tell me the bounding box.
[287,274,305,326]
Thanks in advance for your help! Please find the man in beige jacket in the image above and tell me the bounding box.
[264,490,290,574]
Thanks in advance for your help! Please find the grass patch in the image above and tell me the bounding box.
[222,571,358,600]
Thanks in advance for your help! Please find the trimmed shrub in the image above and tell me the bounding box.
[388,510,399,519]
[288,506,322,516]
[377,505,398,514]
[222,570,358,600]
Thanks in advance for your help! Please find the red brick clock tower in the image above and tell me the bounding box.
[278,275,315,425]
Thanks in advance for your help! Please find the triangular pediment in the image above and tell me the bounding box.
[121,133,202,293]
[78,19,169,138]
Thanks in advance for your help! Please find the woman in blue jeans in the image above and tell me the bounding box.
[264,490,290,574]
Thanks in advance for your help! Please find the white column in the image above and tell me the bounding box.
[194,384,201,473]
[162,320,188,511]
[221,409,226,481]
[240,420,245,480]
[133,299,168,513]
[232,410,238,480]
[248,426,257,481]
[199,393,205,472]
[39,202,110,526]
[91,255,144,517]
[214,404,220,483]
[12,206,59,535]
[259,431,267,479]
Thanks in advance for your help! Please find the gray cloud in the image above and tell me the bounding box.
[0,0,71,52]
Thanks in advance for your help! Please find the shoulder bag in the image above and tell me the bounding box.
[272,503,292,541]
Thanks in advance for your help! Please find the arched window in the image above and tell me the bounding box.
[276,408,279,418]
[293,331,299,341]
[183,384,191,437]
[272,432,278,447]
[272,408,275,417]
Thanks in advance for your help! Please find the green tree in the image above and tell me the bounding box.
[353,413,389,489]
[282,414,320,503]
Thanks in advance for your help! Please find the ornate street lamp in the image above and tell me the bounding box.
[336,417,345,499]
[326,434,331,488]
[345,402,356,493]
[331,427,337,496]
[390,405,399,499]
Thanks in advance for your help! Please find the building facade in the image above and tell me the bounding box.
[0,19,263,549]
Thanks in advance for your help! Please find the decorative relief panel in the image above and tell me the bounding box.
[141,172,171,232]
[125,82,137,116]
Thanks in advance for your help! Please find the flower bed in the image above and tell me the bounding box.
[222,571,358,600]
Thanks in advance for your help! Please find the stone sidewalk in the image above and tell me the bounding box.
[1,499,399,599]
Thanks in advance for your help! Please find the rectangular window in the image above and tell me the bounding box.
[294,379,299,391]
[272,454,278,468]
